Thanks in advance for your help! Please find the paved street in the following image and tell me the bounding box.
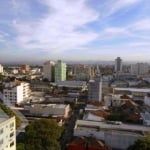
[60,109,79,150]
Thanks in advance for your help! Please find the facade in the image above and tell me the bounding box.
[131,63,149,75]
[0,64,3,73]
[144,94,150,106]
[115,57,122,73]
[0,109,16,150]
[141,112,150,126]
[43,60,55,81]
[55,60,66,82]
[3,81,30,105]
[88,77,102,102]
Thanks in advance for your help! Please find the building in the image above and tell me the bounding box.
[144,93,150,106]
[74,120,149,150]
[21,64,30,72]
[43,60,55,81]
[67,137,110,150]
[140,112,150,126]
[29,104,70,118]
[131,63,149,75]
[3,81,30,105]
[115,57,122,73]
[88,77,102,102]
[0,64,3,74]
[55,60,66,82]
[0,109,16,150]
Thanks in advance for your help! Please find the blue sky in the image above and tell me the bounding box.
[0,0,150,63]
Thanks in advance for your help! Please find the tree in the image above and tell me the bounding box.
[0,103,22,128]
[24,119,63,150]
[127,136,150,150]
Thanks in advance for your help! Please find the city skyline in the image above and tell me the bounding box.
[0,0,150,63]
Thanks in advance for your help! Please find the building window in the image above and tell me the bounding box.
[10,122,14,128]
[10,141,14,147]
[0,129,3,134]
[10,132,14,138]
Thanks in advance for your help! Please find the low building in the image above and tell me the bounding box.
[67,137,110,150]
[0,108,16,150]
[29,104,70,118]
[3,81,30,105]
[144,93,150,106]
[74,120,149,150]
[141,112,150,126]
[83,110,109,122]
[104,94,132,107]
[56,81,87,90]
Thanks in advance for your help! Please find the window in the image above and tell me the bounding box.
[10,141,14,147]
[0,139,3,146]
[10,122,14,128]
[10,132,14,138]
[0,129,3,134]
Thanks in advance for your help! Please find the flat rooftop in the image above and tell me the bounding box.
[75,120,150,132]
[114,88,150,93]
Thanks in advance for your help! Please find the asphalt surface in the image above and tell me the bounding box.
[60,109,79,150]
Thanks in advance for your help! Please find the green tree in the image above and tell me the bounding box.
[24,119,63,150]
[127,136,150,150]
[17,143,25,150]
[0,103,22,128]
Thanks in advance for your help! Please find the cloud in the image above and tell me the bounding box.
[12,0,99,52]
[130,19,150,31]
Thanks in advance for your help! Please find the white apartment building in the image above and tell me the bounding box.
[131,63,149,75]
[0,64,3,74]
[3,81,30,105]
[43,61,55,81]
[0,109,16,150]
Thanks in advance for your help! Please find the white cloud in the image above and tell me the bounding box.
[130,19,150,31]
[13,0,99,52]
[101,0,141,18]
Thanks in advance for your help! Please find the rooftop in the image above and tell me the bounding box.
[75,120,150,133]
[114,88,150,93]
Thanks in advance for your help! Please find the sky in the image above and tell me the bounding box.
[0,0,150,63]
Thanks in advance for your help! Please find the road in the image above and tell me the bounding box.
[60,109,79,150]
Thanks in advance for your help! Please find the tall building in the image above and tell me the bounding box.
[43,61,55,81]
[55,60,66,82]
[0,109,16,150]
[3,81,30,105]
[88,77,102,102]
[0,64,3,73]
[131,63,149,75]
[115,57,122,73]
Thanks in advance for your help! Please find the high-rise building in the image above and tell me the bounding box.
[131,63,149,75]
[0,109,16,150]
[115,57,122,73]
[55,60,66,82]
[88,77,102,102]
[0,64,3,73]
[43,61,55,81]
[3,81,30,105]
